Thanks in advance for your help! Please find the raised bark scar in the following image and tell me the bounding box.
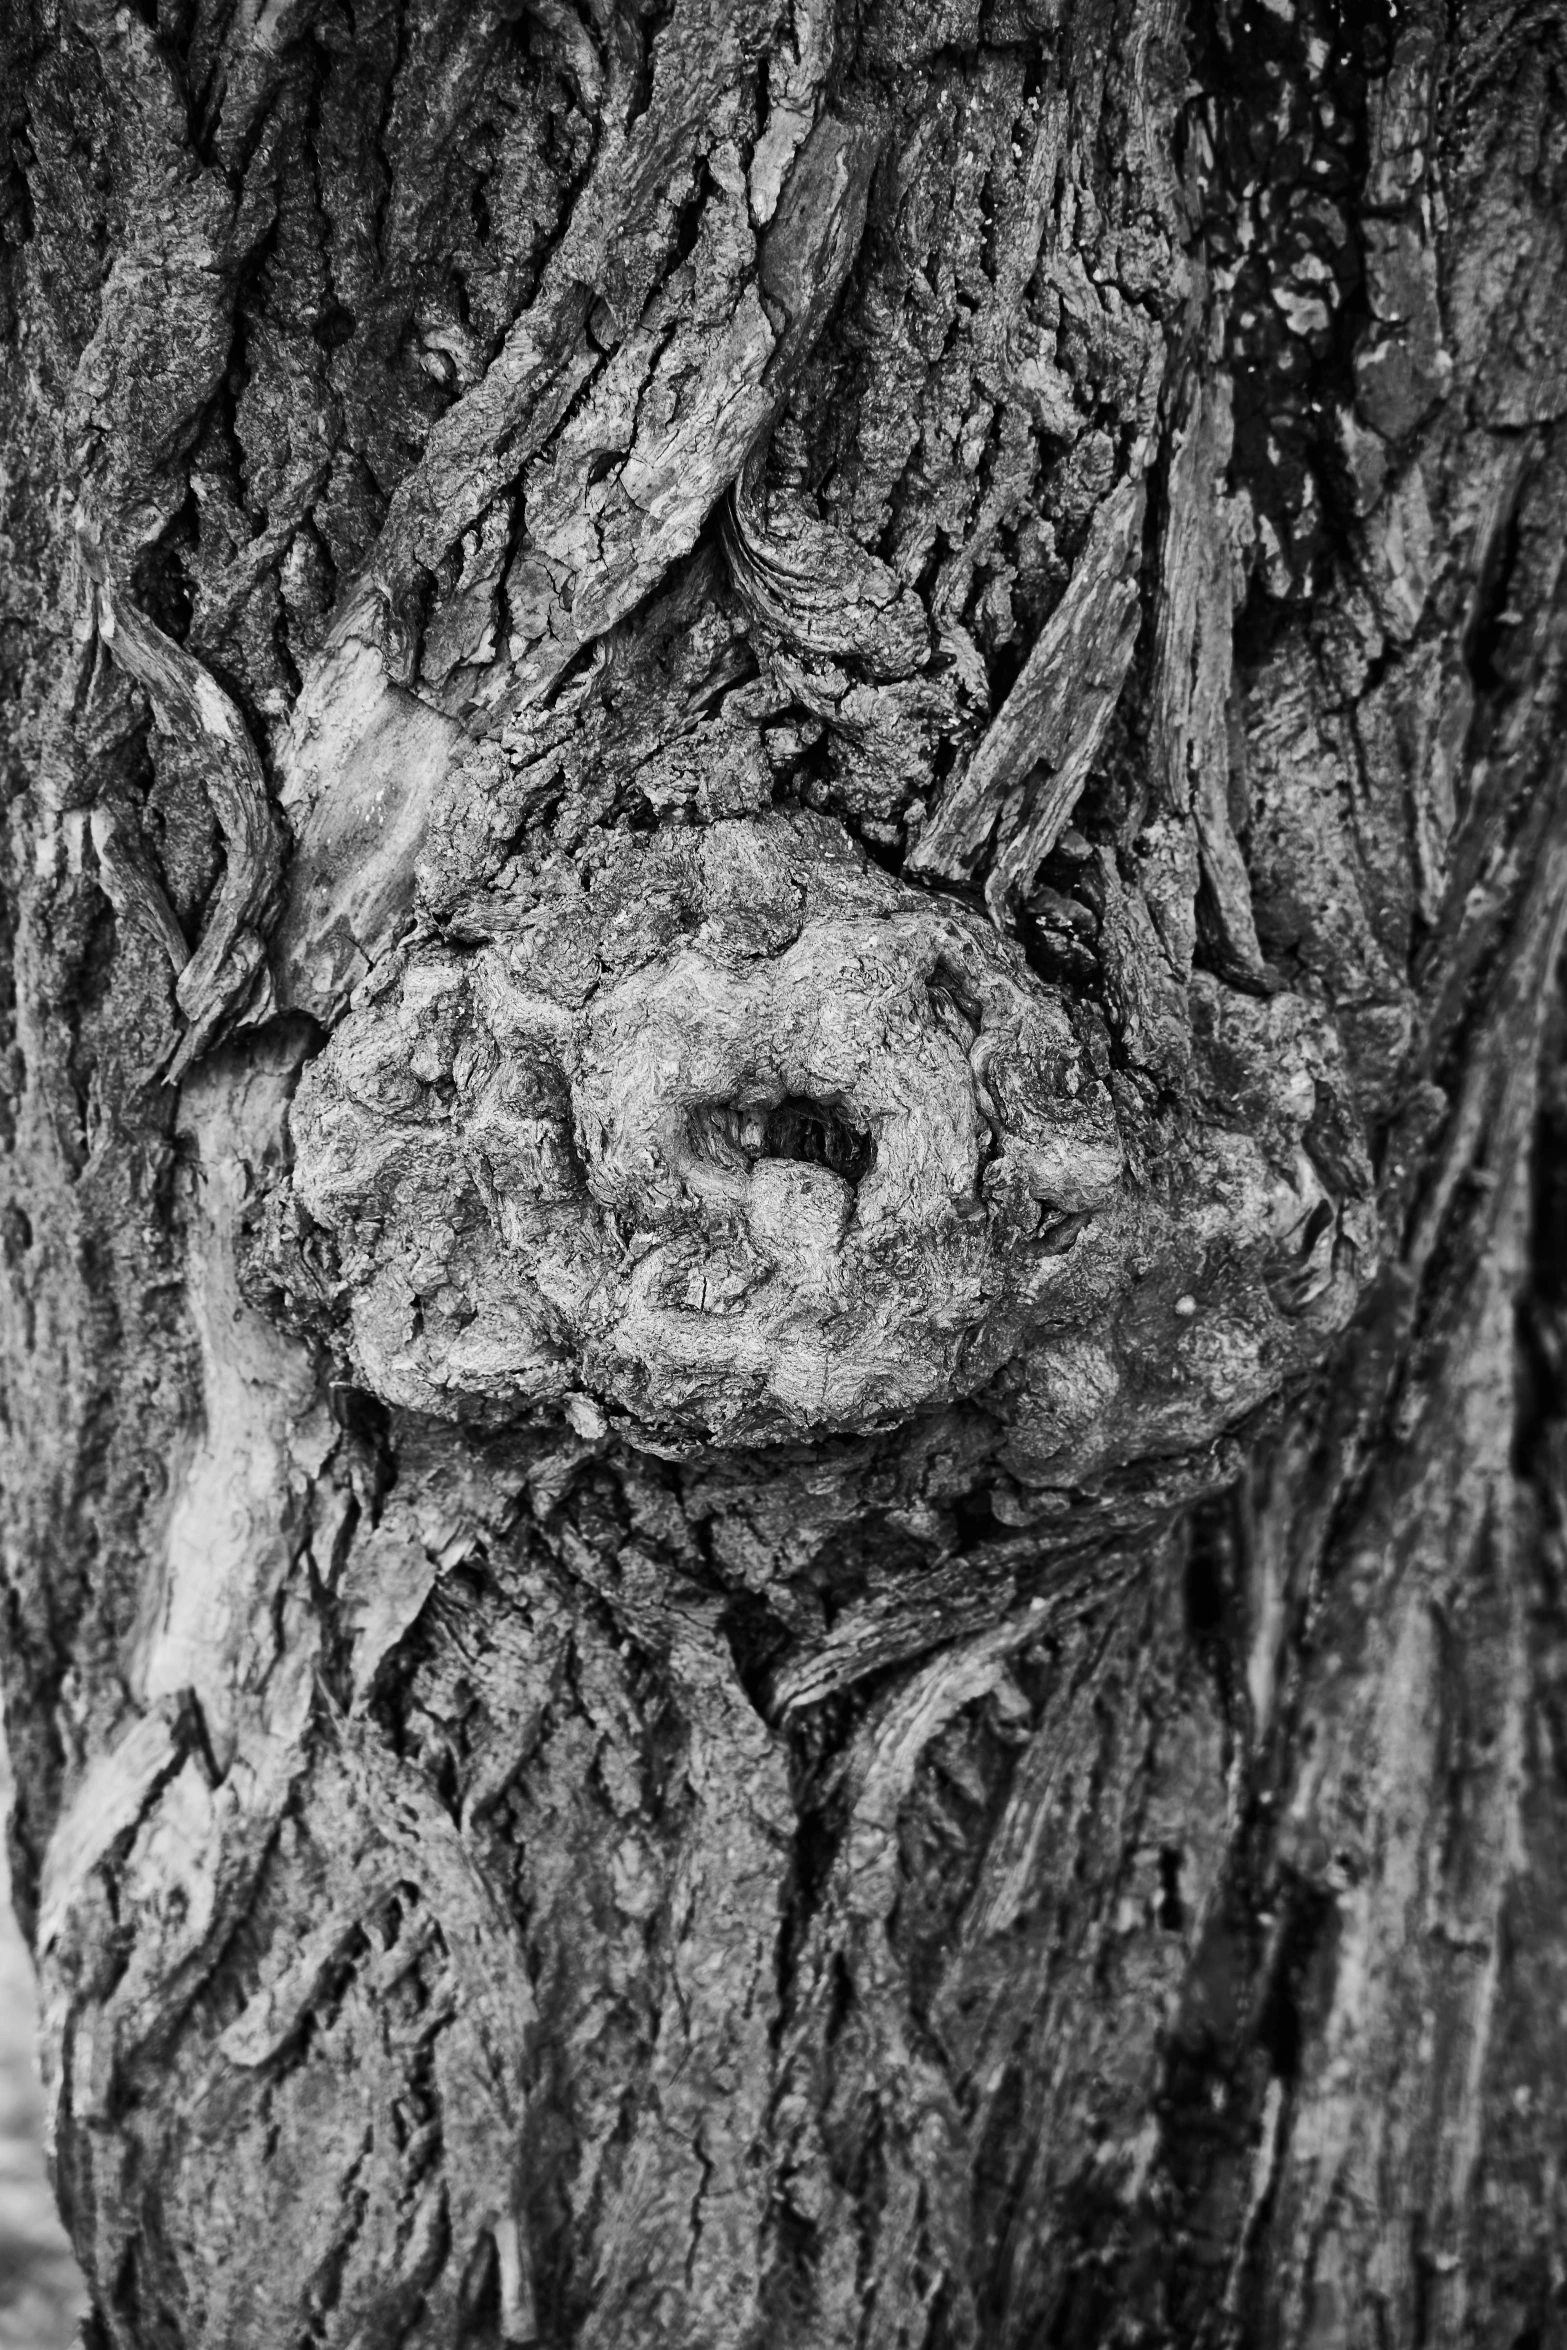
[290,811,1132,1443]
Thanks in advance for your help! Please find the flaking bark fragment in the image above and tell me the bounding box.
[908,476,1147,917]
[91,576,284,1075]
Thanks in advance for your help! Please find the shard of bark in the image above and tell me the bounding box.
[908,477,1146,917]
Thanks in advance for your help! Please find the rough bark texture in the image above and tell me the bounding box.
[1,1,1566,2345]
[0,1739,85,2347]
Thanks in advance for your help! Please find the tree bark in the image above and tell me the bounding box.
[2,1,1566,2345]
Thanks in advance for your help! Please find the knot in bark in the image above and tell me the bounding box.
[289,812,1133,1444]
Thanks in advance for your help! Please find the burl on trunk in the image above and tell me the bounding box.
[2,2,1566,2346]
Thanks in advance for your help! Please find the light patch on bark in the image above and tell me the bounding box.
[275,626,471,1019]
[133,1033,328,1756]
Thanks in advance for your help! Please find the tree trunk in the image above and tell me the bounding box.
[2,0,1565,2343]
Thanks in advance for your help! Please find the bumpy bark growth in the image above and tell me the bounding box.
[1,1,1565,2345]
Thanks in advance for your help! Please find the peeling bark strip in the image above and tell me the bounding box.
[907,476,1147,914]
[91,574,284,1074]
[3,3,1567,2348]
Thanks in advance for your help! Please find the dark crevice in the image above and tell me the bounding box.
[622,0,677,136]
[1255,1877,1338,2084]
[1197,0,1395,660]
[1465,484,1526,697]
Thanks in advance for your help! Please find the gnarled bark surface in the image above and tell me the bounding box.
[1,1,1566,2344]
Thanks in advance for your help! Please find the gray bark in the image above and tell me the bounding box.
[1,0,1565,2344]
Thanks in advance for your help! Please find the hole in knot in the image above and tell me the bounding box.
[689,1098,875,1186]
[762,1098,875,1185]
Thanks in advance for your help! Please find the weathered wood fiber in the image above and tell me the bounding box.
[0,2,1566,2347]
